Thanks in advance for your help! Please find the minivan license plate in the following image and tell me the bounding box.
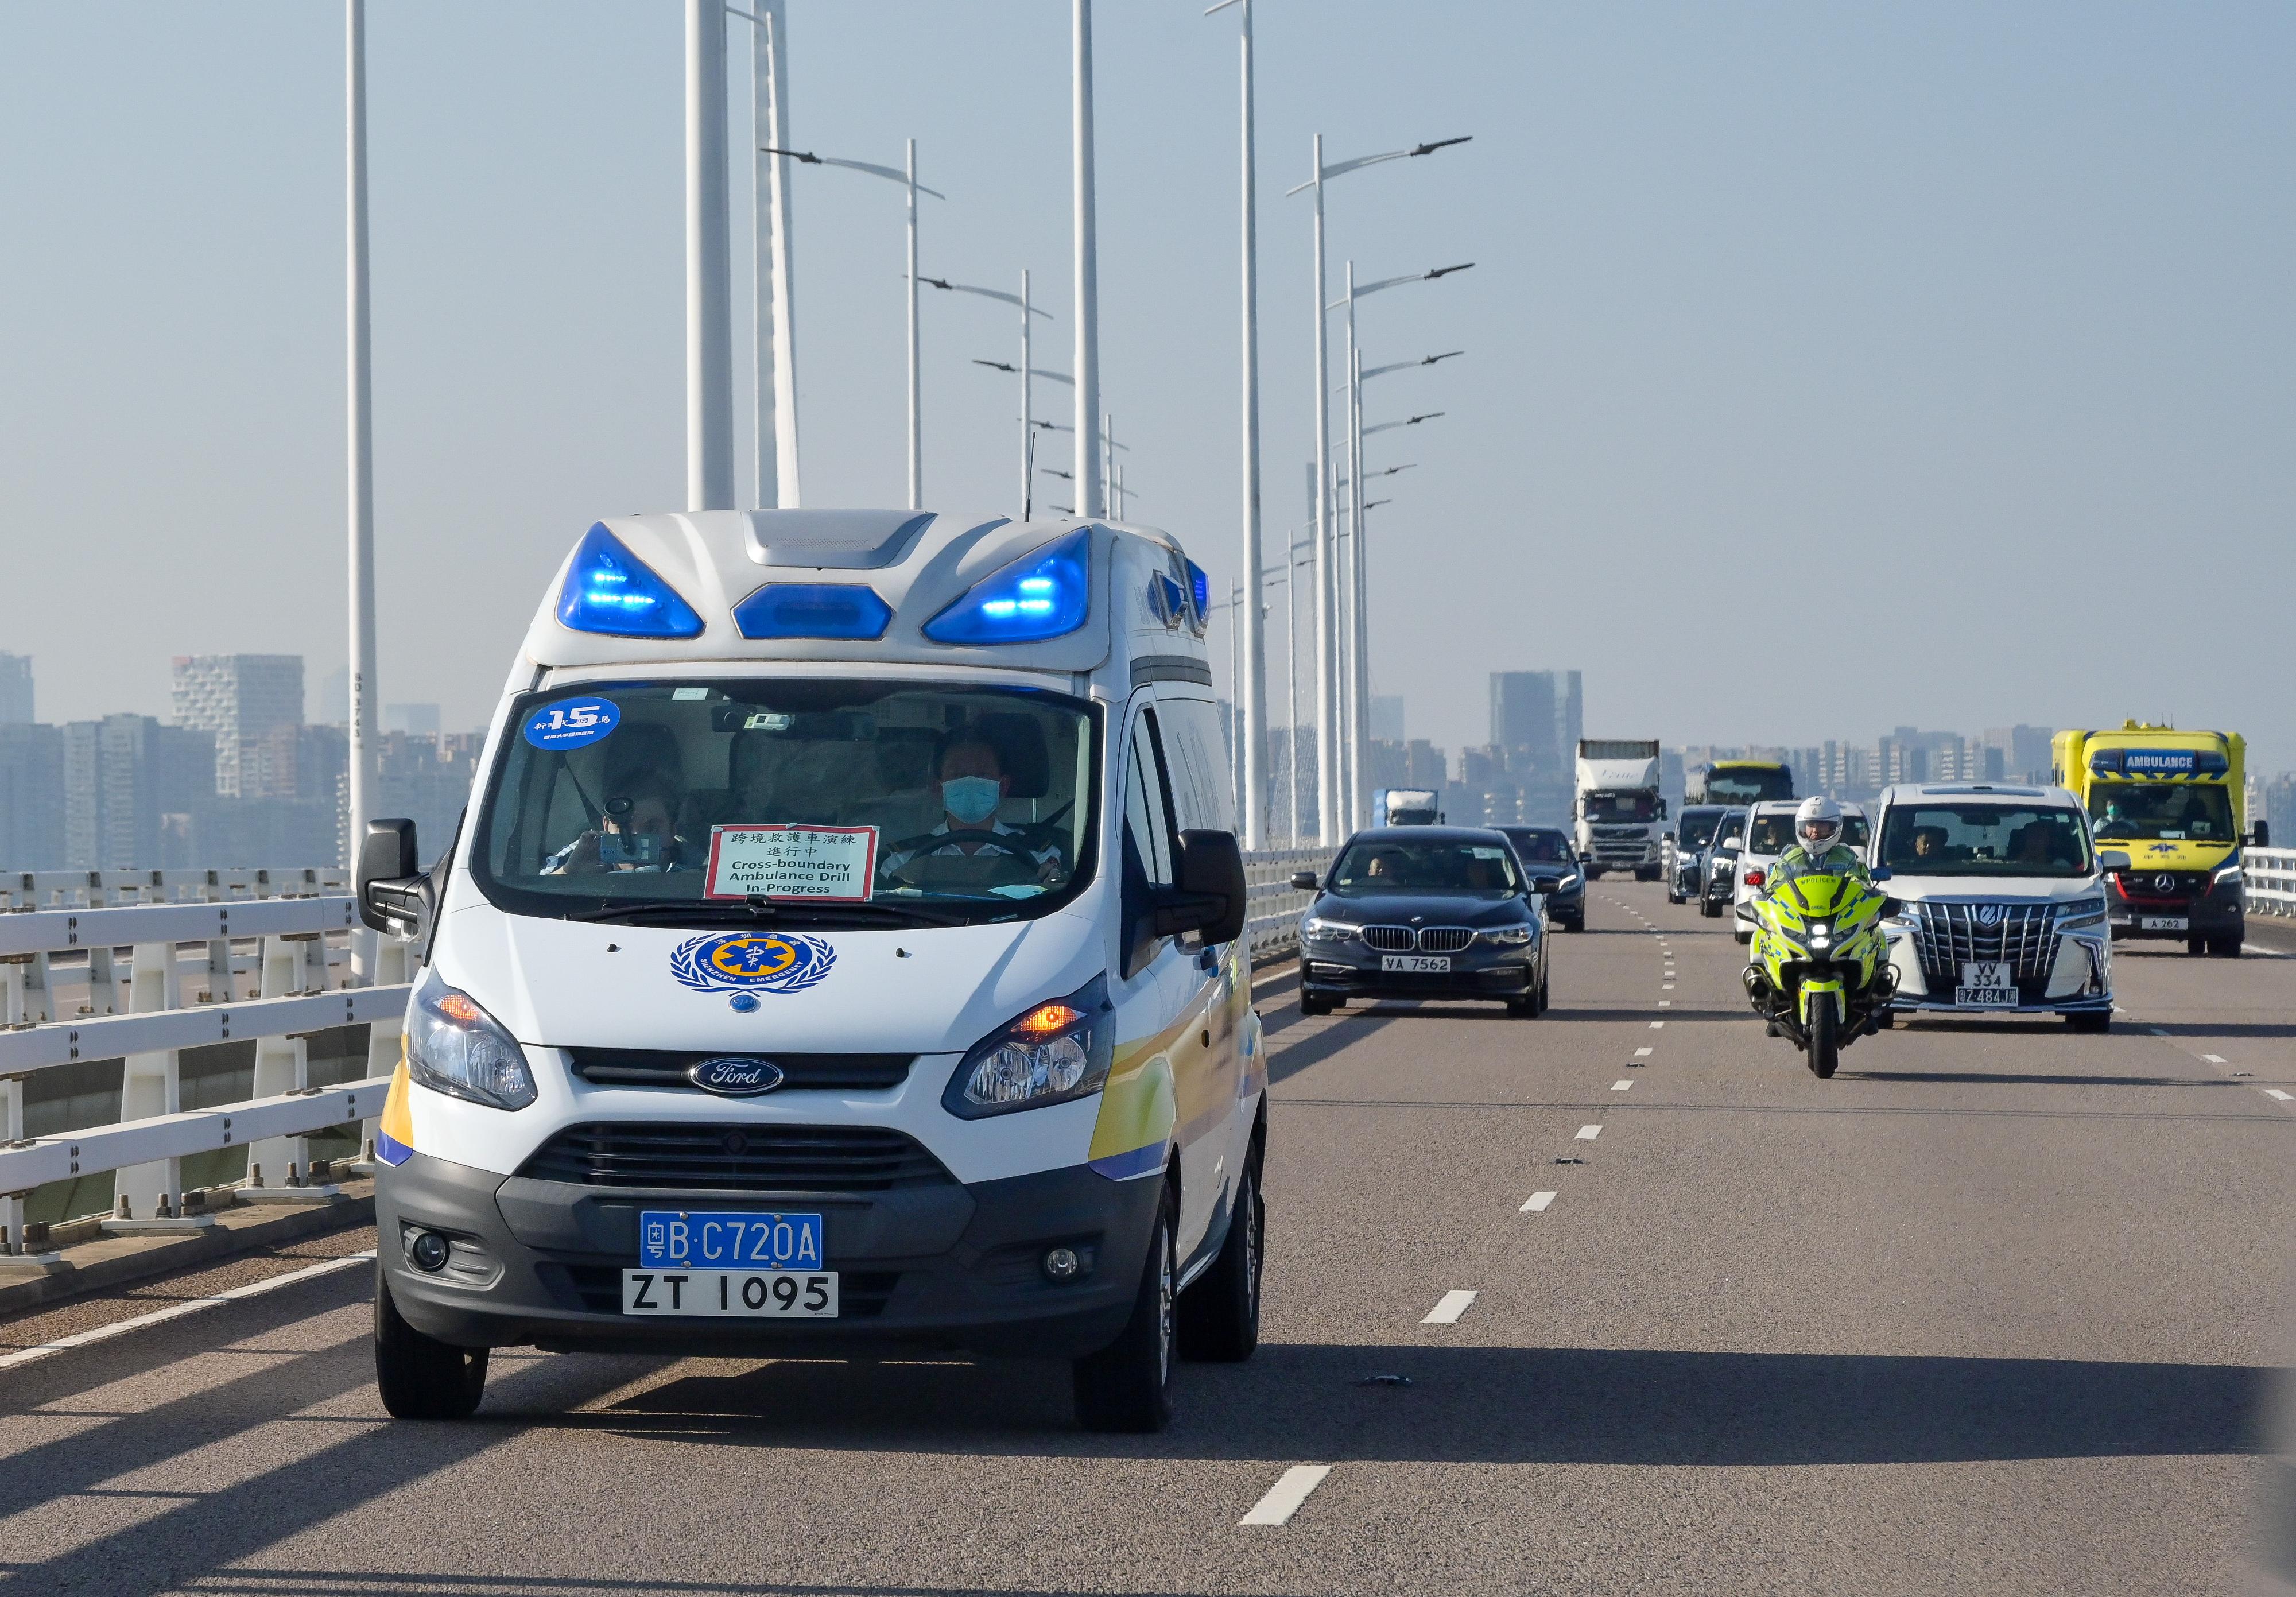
[1954,962,2016,1008]
[622,1269,838,1317]
[639,1210,823,1271]
[1382,954,1450,973]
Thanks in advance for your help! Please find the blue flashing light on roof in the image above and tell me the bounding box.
[556,524,704,639]
[924,528,1092,645]
[1184,560,1210,636]
[732,583,893,641]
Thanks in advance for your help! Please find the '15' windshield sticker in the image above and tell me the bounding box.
[523,697,621,751]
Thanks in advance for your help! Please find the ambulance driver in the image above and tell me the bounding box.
[879,727,1064,893]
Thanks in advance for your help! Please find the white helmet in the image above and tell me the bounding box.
[1795,795,1843,855]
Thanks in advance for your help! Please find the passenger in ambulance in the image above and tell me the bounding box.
[542,770,691,874]
[879,729,1065,893]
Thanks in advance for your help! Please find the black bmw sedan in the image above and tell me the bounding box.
[1291,827,1551,1018]
[1492,824,1585,931]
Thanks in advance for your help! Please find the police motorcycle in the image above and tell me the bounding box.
[1737,797,1895,1079]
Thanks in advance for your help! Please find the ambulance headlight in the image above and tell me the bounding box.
[405,970,536,1111]
[923,528,1092,645]
[944,975,1113,1118]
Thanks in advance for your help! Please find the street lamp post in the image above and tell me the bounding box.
[1207,0,1266,848]
[1331,263,1471,828]
[1288,131,1469,842]
[763,142,946,510]
[344,0,377,955]
[1073,0,1102,517]
[930,270,1056,515]
[736,1,799,507]
[687,0,735,513]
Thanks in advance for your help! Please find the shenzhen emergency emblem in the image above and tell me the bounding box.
[670,931,835,995]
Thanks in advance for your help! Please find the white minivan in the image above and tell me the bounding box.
[1729,800,1868,943]
[357,509,1266,1433]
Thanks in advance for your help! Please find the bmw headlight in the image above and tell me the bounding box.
[2058,894,2107,931]
[944,975,1113,1119]
[1302,916,1358,943]
[405,968,536,1111]
[1480,924,1534,947]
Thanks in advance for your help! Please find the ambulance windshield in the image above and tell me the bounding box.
[474,680,1099,927]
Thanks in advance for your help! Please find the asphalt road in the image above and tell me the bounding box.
[3,881,2289,1596]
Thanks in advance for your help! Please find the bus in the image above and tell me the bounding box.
[1686,760,1794,808]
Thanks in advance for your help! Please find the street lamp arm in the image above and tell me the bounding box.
[924,278,1054,316]
[781,150,948,197]
[1031,368,1076,386]
[1409,135,1473,157]
[973,358,1018,373]
[759,145,823,165]
[1423,261,1474,279]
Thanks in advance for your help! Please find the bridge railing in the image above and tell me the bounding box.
[0,871,408,1261]
[0,845,1326,1261]
[2245,847,2296,919]
[1244,847,1325,962]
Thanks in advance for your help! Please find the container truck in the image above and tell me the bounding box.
[1574,739,1665,880]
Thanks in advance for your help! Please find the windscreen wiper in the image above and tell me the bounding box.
[563,899,978,929]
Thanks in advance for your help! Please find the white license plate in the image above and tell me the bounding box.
[2139,916,2189,931]
[620,1269,839,1317]
[1381,954,1451,973]
[1954,962,2016,1009]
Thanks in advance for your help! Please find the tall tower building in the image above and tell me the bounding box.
[171,655,304,798]
[0,653,32,724]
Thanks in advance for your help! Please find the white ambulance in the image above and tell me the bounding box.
[358,509,1263,1433]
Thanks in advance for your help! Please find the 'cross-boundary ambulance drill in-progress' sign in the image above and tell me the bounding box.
[705,825,879,901]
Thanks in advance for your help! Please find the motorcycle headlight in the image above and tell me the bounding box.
[1806,919,1833,950]
[944,975,1113,1119]
[1302,916,1358,943]
[1480,924,1534,947]
[405,968,536,1111]
[2214,863,2244,886]
[2058,894,2107,931]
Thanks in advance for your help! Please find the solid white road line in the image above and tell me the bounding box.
[1634,1046,1653,1057]
[1612,1080,1633,1091]
[1521,1191,1557,1212]
[1242,1465,1333,1526]
[2266,1089,2294,1102]
[2202,1054,2228,1064]
[1576,1124,1602,1140]
[1422,1290,1478,1325]
[0,1251,376,1373]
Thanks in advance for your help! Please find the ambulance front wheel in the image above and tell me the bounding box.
[375,1263,489,1420]
[1072,1185,1177,1433]
[1178,1160,1262,1362]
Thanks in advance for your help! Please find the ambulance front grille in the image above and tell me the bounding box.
[519,1123,955,1193]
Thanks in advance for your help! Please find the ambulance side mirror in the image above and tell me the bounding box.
[358,818,433,939]
[2251,821,2271,848]
[1157,829,1248,945]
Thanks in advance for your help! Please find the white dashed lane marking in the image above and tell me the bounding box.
[1612,1080,1633,1091]
[1522,1191,1557,1212]
[1650,1021,1665,1029]
[2266,1089,2294,1102]
[2202,1054,2227,1064]
[1242,1466,1333,1526]
[1634,1046,1653,1057]
[1423,1290,1479,1325]
[1576,1125,1603,1141]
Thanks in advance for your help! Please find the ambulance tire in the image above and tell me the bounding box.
[1073,1186,1177,1433]
[1177,1160,1262,1363]
[2212,935,2243,958]
[374,1264,488,1420]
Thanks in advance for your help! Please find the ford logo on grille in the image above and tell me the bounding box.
[687,1056,784,1097]
[1977,904,2003,927]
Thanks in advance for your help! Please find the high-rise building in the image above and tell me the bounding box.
[0,654,33,725]
[1370,696,1405,743]
[62,716,216,869]
[1487,670,1580,823]
[0,723,65,867]
[384,703,441,737]
[171,654,304,799]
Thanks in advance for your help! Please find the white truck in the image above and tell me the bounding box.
[1574,738,1665,881]
[1373,787,1441,827]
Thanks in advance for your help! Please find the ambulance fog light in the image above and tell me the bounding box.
[1043,1246,1081,1281]
[408,1230,450,1273]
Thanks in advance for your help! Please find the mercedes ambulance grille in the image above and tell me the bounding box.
[519,1124,955,1192]
[565,1048,917,1092]
[1905,902,2061,987]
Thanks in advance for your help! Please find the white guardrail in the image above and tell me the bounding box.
[0,870,412,1259]
[0,850,1323,1260]
[2245,847,2296,918]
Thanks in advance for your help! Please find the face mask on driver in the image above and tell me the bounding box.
[942,776,1003,827]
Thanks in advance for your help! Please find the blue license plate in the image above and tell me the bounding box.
[638,1210,824,1270]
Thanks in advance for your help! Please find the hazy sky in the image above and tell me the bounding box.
[5,3,2292,769]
